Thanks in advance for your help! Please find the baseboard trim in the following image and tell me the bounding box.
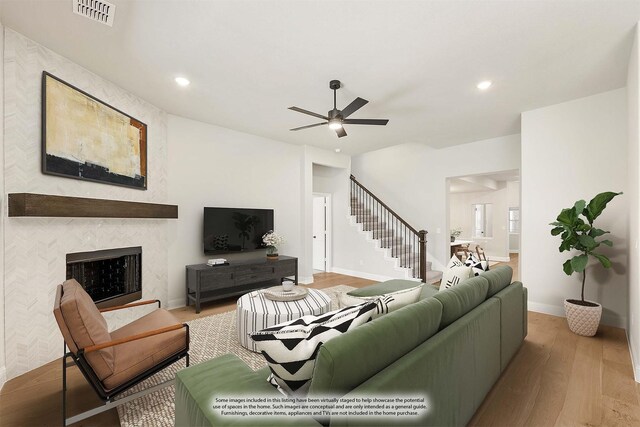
[488,256,511,262]
[168,298,185,310]
[299,276,314,285]
[0,366,6,391]
[331,267,418,283]
[528,301,564,317]
[528,300,627,329]
[626,331,640,383]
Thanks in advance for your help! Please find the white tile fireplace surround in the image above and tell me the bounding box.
[3,29,170,380]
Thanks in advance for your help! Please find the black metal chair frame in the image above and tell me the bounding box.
[60,300,190,426]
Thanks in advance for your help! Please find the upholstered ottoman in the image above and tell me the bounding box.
[236,288,331,352]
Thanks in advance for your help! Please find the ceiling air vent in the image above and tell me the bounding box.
[72,0,116,27]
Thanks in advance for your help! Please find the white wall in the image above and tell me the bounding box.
[167,115,305,306]
[449,185,510,260]
[507,181,521,252]
[0,22,5,390]
[313,164,343,194]
[351,134,521,271]
[627,24,640,380]
[312,163,415,281]
[521,88,628,328]
[300,146,351,282]
[3,29,170,380]
[313,164,346,272]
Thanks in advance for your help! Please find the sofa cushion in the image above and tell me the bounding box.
[482,265,514,297]
[347,279,421,297]
[339,284,422,317]
[309,297,443,396]
[59,279,114,381]
[104,308,187,390]
[492,281,525,371]
[335,298,502,427]
[175,354,321,427]
[419,284,440,300]
[433,276,489,328]
[250,302,378,396]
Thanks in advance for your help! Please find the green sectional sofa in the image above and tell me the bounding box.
[175,266,527,426]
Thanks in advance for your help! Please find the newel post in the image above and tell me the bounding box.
[418,230,428,282]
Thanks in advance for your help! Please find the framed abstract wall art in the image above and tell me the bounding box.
[41,72,147,190]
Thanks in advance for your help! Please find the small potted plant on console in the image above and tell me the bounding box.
[549,191,622,336]
[262,230,284,259]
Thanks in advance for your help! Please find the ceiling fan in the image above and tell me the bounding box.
[289,80,389,138]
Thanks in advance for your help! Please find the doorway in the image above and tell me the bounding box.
[312,194,331,272]
[446,170,520,279]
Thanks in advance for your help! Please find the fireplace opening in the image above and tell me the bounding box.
[66,246,142,308]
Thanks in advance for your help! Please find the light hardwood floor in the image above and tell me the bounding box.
[1,269,636,427]
[494,252,520,281]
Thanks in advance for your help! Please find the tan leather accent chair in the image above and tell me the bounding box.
[53,279,189,426]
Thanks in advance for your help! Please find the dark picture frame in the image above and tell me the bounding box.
[41,71,148,190]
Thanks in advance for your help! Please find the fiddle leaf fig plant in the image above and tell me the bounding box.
[549,191,622,304]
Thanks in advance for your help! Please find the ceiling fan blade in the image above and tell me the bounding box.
[288,106,329,120]
[290,122,327,131]
[343,118,389,126]
[335,127,347,138]
[340,97,368,118]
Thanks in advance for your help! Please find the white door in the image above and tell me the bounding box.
[313,196,326,271]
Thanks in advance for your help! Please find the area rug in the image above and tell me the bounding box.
[116,285,355,427]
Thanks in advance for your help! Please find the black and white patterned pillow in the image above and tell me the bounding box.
[250,302,378,396]
[439,265,472,290]
[447,255,464,268]
[464,253,489,276]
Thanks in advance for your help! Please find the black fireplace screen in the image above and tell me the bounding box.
[66,246,142,307]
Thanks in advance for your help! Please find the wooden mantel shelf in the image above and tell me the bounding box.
[8,193,178,218]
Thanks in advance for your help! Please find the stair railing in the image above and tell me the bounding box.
[350,174,428,281]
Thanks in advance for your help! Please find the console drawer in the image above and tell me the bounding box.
[235,265,275,285]
[199,269,234,291]
[275,259,296,276]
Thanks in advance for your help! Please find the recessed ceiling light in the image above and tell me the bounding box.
[477,80,492,90]
[335,148,341,153]
[175,77,190,87]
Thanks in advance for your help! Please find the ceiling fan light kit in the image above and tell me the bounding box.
[289,79,389,138]
[328,118,342,130]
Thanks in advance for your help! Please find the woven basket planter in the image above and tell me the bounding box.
[564,299,602,337]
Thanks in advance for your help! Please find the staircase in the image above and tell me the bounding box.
[350,175,443,284]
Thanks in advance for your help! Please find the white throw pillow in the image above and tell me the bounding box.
[338,284,423,317]
[447,255,464,268]
[250,302,378,397]
[439,265,472,290]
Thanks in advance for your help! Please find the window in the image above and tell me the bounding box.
[509,207,520,234]
[472,204,493,238]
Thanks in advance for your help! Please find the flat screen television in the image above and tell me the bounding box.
[203,207,274,255]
